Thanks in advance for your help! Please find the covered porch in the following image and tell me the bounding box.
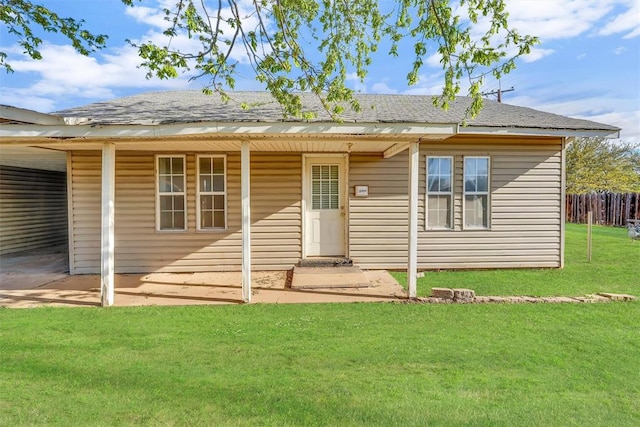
[4,123,457,306]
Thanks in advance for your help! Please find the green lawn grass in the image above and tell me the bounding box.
[1,302,639,426]
[392,223,640,297]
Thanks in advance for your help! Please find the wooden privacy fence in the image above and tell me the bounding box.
[566,193,640,225]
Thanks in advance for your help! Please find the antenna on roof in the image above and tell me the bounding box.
[481,81,515,103]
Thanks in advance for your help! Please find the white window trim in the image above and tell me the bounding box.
[155,154,187,232]
[196,154,228,231]
[463,155,491,230]
[425,156,454,230]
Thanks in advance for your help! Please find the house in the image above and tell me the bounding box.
[0,91,620,305]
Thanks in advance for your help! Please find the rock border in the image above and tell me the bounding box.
[402,288,637,304]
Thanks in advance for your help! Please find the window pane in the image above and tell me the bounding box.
[160,212,173,229]
[199,157,211,174]
[465,177,476,192]
[199,176,210,192]
[477,158,489,175]
[465,195,488,228]
[312,165,320,179]
[465,158,476,176]
[160,195,172,211]
[440,158,451,175]
[477,176,488,192]
[201,195,212,210]
[427,195,451,228]
[173,195,184,210]
[213,195,224,210]
[312,195,320,210]
[330,165,338,179]
[428,175,438,192]
[172,157,184,174]
[212,158,224,174]
[172,176,184,192]
[173,212,185,229]
[330,194,339,209]
[213,211,225,228]
[427,157,439,173]
[159,157,171,174]
[440,176,451,192]
[201,211,213,228]
[213,176,224,192]
[159,176,172,192]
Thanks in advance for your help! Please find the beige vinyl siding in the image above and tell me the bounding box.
[349,152,409,268]
[68,151,101,273]
[69,150,301,274]
[0,165,68,255]
[349,136,563,270]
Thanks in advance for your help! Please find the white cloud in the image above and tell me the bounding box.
[577,53,587,60]
[4,43,193,111]
[425,53,442,68]
[521,48,555,63]
[125,6,169,29]
[508,93,640,143]
[346,72,367,93]
[370,82,398,94]
[580,110,640,143]
[0,0,270,112]
[613,46,627,55]
[124,0,264,65]
[505,0,615,40]
[598,0,640,38]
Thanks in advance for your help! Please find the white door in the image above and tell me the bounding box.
[304,156,346,257]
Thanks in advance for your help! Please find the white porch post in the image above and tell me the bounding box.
[100,142,116,307]
[407,141,419,298]
[241,140,252,302]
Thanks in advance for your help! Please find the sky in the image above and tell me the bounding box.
[1,0,639,142]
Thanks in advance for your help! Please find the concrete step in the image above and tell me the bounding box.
[297,257,353,268]
[291,265,372,289]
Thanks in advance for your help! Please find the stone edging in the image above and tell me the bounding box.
[403,288,638,304]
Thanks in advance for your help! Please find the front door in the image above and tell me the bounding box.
[304,156,346,257]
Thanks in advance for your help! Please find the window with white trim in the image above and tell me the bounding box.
[464,156,490,229]
[157,155,186,231]
[426,156,453,229]
[311,164,340,210]
[197,155,227,230]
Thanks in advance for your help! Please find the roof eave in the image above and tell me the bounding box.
[0,121,459,141]
[459,125,620,139]
[0,105,66,125]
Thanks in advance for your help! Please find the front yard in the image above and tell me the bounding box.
[0,223,638,425]
[393,223,639,297]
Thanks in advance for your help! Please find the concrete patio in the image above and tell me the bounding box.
[0,251,406,308]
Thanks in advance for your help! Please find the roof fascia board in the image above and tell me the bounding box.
[459,126,620,139]
[0,122,458,139]
[0,105,66,125]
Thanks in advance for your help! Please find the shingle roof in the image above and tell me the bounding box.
[55,90,619,133]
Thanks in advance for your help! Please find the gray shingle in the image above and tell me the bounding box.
[55,90,619,132]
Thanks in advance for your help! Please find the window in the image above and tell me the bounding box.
[197,155,227,230]
[426,156,453,229]
[464,156,490,229]
[157,155,186,231]
[311,165,339,210]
